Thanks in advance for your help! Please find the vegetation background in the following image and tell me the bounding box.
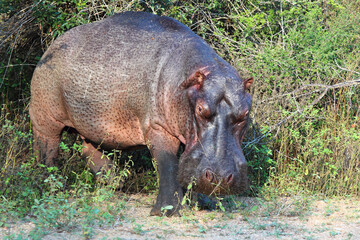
[0,0,359,238]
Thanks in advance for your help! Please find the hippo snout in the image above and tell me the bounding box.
[178,144,249,196]
[196,161,248,195]
[202,169,234,186]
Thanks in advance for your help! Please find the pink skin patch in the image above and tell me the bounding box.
[178,135,186,144]
[183,133,199,155]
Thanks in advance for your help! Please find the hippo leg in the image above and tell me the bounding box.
[33,127,62,166]
[147,128,183,217]
[30,103,65,166]
[81,139,112,174]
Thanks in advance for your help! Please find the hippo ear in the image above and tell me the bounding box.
[244,77,253,90]
[181,69,209,90]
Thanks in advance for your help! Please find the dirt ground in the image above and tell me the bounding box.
[1,194,360,240]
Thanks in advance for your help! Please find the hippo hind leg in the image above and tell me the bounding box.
[81,138,112,174]
[33,128,62,166]
[30,108,65,166]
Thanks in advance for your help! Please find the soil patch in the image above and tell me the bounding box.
[1,194,359,239]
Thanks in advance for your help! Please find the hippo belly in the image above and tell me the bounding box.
[64,103,146,149]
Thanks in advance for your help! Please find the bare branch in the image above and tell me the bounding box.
[257,79,360,104]
[246,78,360,146]
[335,59,360,75]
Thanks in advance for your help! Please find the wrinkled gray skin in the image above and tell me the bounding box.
[30,11,253,216]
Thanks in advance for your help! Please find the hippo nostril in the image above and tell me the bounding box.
[225,173,234,184]
[205,169,214,183]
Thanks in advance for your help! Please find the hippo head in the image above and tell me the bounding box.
[178,67,253,195]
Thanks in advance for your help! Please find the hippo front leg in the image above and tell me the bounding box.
[147,128,183,217]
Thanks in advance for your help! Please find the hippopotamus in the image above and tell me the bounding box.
[29,11,253,216]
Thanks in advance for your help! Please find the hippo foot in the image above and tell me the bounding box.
[150,204,182,217]
[194,193,217,210]
[150,191,184,217]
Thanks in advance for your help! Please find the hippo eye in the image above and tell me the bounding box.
[196,103,211,119]
[234,111,249,125]
[232,115,248,130]
[236,121,246,128]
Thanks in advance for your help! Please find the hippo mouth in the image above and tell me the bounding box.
[194,169,249,195]
[178,154,249,196]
